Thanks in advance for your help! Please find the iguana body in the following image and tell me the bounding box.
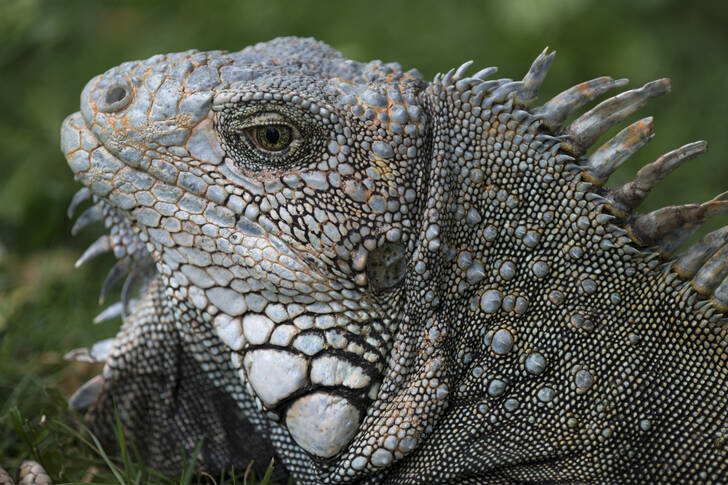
[3,37,727,484]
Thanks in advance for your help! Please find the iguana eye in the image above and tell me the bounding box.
[231,112,303,160]
[247,124,294,152]
[218,108,316,171]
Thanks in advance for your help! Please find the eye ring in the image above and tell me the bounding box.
[230,111,304,160]
[218,107,317,171]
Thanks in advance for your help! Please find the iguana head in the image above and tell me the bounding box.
[62,37,439,471]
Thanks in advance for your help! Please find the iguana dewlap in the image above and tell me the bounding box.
[5,37,728,484]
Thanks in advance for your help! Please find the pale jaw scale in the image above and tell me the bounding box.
[213,314,245,350]
[243,349,308,407]
[285,391,360,458]
[310,355,371,389]
[242,313,275,345]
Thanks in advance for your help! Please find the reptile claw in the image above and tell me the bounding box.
[1,460,53,485]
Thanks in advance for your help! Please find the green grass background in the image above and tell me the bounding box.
[1,0,727,482]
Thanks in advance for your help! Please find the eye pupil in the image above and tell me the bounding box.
[265,125,280,144]
[250,123,293,153]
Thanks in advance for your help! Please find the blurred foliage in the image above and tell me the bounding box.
[0,0,727,480]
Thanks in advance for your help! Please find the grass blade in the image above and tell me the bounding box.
[259,459,274,485]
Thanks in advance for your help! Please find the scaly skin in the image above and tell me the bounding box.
[3,37,727,484]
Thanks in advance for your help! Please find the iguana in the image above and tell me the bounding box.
[2,36,727,484]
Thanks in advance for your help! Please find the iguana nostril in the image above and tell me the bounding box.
[98,81,132,113]
[106,86,127,104]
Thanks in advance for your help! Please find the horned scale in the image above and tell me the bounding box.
[2,38,726,484]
